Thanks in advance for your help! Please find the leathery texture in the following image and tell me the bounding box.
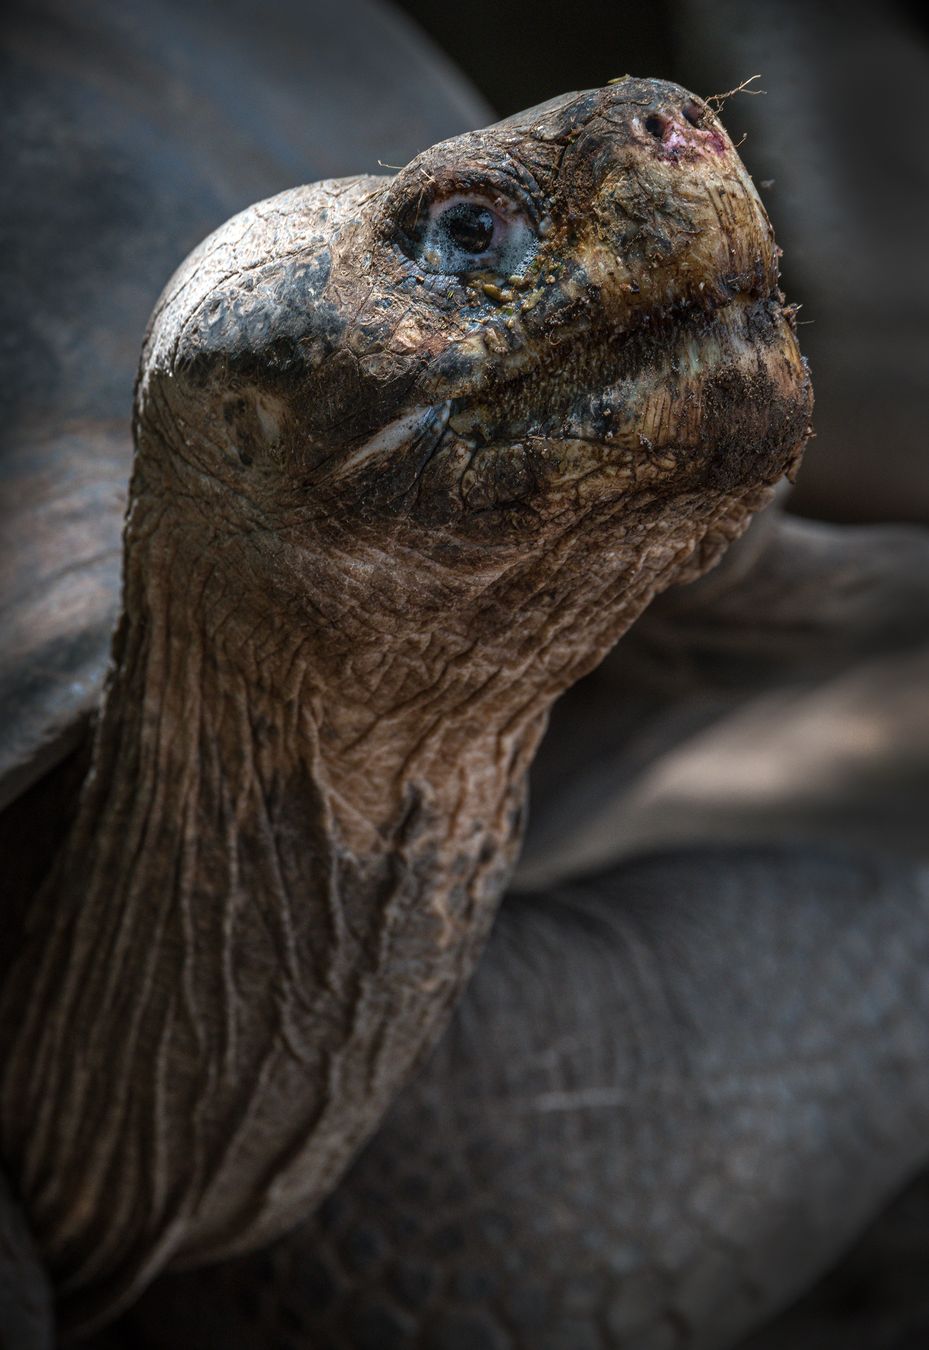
[0,80,811,1338]
[113,848,929,1350]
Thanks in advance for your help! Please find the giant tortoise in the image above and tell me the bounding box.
[2,2,929,1348]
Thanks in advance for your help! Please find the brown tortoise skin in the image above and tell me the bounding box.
[111,849,929,1350]
[1,75,809,1343]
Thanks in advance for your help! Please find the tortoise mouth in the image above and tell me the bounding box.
[435,290,807,519]
[428,288,725,458]
[315,285,783,513]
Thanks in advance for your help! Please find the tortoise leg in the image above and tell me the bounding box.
[0,1168,54,1349]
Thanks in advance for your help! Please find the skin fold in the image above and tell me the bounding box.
[85,491,929,1350]
[0,82,811,1340]
[109,847,929,1350]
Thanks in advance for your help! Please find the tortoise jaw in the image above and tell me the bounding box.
[419,289,810,526]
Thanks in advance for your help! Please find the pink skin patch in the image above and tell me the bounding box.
[665,127,690,155]
[701,128,728,155]
[642,113,728,161]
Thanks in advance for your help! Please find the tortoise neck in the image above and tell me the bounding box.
[0,508,541,1335]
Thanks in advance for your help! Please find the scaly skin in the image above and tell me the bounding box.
[0,80,810,1338]
[112,848,929,1350]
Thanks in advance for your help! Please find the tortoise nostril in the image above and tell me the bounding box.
[682,100,704,127]
[644,114,665,138]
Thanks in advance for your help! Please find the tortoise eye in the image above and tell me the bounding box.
[441,202,496,254]
[403,192,537,279]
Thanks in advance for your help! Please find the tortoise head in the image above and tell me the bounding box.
[135,79,811,702]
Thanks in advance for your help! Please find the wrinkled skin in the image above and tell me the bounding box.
[108,847,929,1350]
[0,81,809,1338]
